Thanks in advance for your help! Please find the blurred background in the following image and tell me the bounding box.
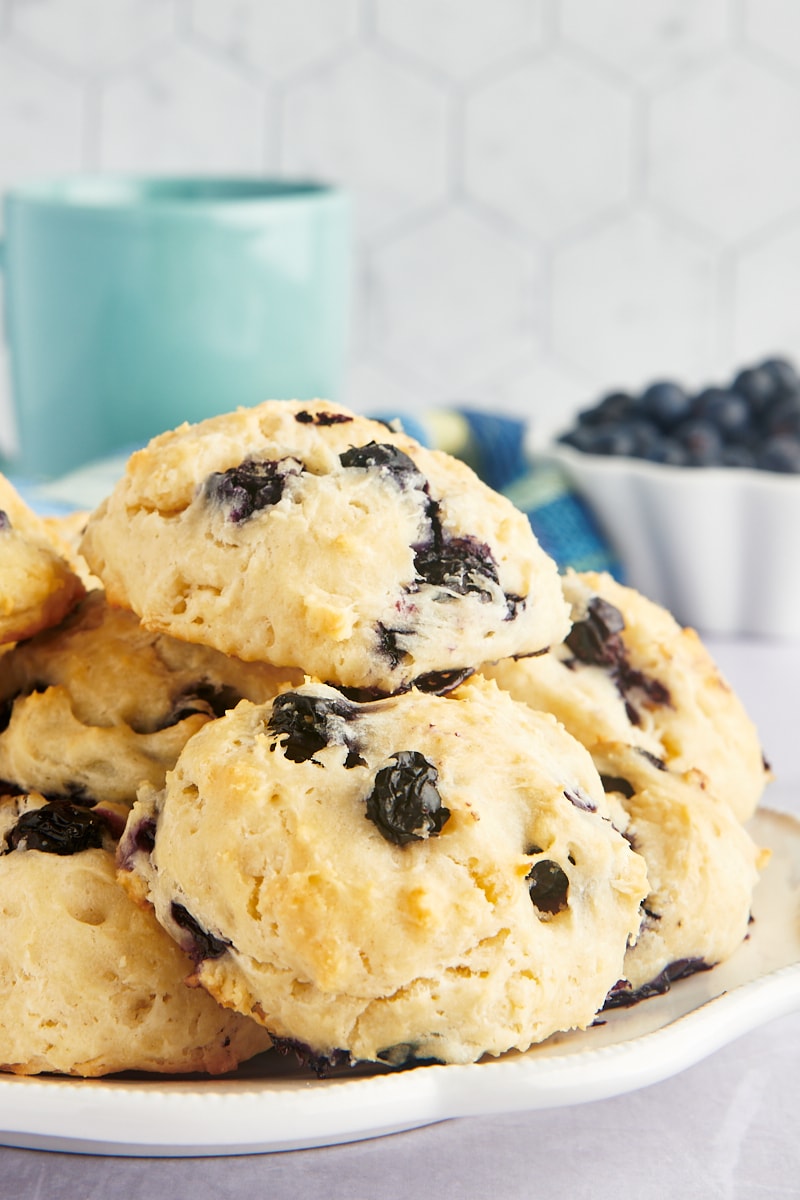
[1,0,799,444]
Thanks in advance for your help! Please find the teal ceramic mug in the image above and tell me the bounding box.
[0,176,351,480]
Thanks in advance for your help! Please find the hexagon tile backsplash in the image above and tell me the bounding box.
[2,0,800,445]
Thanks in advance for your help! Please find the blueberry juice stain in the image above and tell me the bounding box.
[566,596,670,722]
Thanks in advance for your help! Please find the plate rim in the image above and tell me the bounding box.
[0,806,798,1158]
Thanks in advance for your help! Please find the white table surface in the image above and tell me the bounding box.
[0,635,798,1199]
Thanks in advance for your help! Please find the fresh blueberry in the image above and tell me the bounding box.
[719,444,756,468]
[577,424,640,457]
[576,391,638,427]
[691,387,752,441]
[627,418,665,457]
[645,437,687,466]
[674,418,724,465]
[763,392,800,438]
[731,366,778,414]
[558,425,604,453]
[556,356,800,475]
[759,357,800,395]
[568,411,661,460]
[756,436,800,473]
[639,380,692,430]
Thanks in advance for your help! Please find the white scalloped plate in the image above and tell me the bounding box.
[0,806,798,1159]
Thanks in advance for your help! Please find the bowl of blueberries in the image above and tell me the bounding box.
[552,356,800,638]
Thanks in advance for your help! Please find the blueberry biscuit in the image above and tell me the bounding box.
[41,509,100,589]
[0,474,85,645]
[0,791,271,1076]
[119,676,648,1067]
[79,400,570,693]
[593,743,765,1005]
[483,570,769,821]
[0,590,302,805]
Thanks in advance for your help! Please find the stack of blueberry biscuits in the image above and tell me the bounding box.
[0,399,770,1076]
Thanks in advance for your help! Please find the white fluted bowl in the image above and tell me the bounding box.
[552,444,800,638]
